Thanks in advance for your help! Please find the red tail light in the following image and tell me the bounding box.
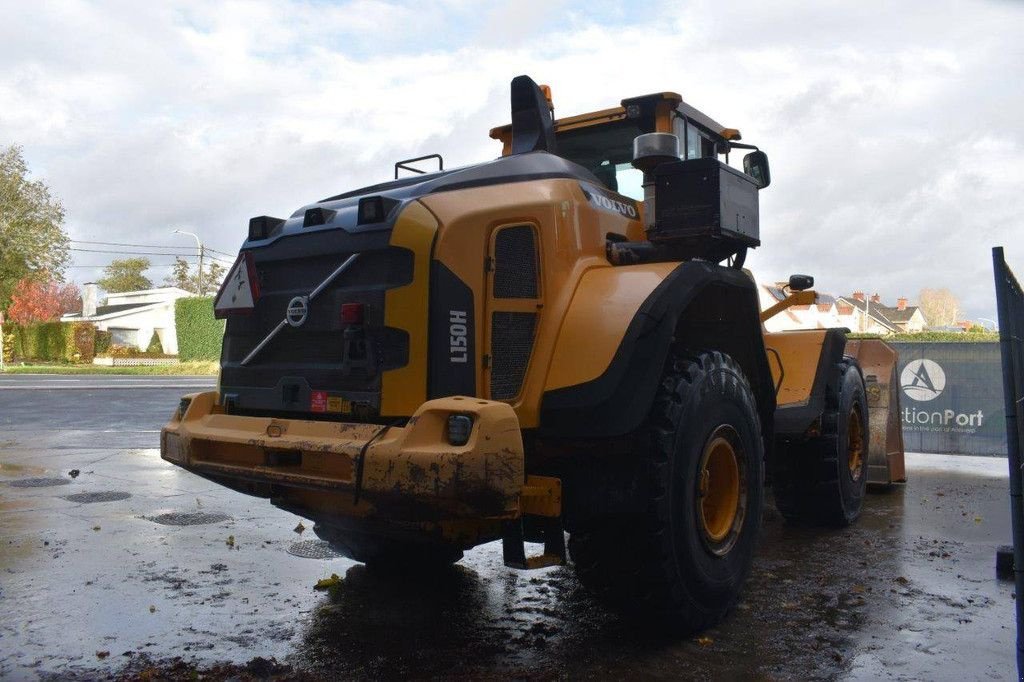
[341,303,364,325]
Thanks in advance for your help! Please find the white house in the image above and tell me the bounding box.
[62,284,193,354]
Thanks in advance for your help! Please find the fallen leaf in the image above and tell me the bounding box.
[314,574,342,591]
[69,469,80,478]
[696,636,713,647]
[895,576,909,585]
[852,584,866,594]
[294,522,306,535]
[226,535,235,548]
[92,526,101,532]
[149,605,156,613]
[974,517,983,524]
[95,650,109,659]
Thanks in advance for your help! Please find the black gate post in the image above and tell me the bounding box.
[993,246,1024,680]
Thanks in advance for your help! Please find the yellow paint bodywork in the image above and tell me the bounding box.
[381,201,438,416]
[764,330,826,406]
[420,178,644,428]
[546,262,678,390]
[162,392,529,524]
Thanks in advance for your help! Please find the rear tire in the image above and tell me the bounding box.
[773,359,869,526]
[569,350,765,633]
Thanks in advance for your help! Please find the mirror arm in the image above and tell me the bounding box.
[760,290,816,323]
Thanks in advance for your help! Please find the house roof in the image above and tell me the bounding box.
[836,297,900,332]
[61,299,169,323]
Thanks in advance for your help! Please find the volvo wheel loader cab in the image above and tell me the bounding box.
[161,75,905,634]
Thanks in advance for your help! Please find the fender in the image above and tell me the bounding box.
[540,260,775,439]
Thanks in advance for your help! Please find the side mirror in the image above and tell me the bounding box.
[743,150,771,189]
[788,274,814,291]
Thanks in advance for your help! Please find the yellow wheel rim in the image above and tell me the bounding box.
[697,426,746,555]
[848,404,865,482]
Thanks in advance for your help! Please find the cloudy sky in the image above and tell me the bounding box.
[2,0,1021,320]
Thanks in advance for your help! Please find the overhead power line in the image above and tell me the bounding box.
[71,239,199,249]
[68,247,235,264]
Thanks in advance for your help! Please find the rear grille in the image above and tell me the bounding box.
[493,225,538,299]
[220,243,412,403]
[489,312,536,400]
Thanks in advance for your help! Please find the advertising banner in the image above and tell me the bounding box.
[890,342,1006,456]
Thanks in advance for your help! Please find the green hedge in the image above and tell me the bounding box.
[175,297,225,361]
[95,329,112,354]
[9,321,96,363]
[849,331,1000,343]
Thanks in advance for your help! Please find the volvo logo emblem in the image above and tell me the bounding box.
[286,296,309,327]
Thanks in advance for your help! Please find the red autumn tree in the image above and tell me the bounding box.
[56,282,80,315]
[6,277,64,325]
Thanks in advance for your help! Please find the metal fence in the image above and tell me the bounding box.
[993,247,1024,679]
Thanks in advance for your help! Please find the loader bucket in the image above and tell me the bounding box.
[845,339,906,485]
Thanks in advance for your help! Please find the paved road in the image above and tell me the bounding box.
[0,378,1016,680]
[0,375,215,449]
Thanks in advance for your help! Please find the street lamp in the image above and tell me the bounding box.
[173,229,204,294]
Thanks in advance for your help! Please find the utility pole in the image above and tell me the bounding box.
[173,229,204,295]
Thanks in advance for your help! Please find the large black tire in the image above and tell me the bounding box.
[568,350,765,633]
[313,523,463,573]
[773,358,869,526]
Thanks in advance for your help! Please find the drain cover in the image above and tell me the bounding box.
[7,477,71,488]
[287,540,343,559]
[146,511,231,526]
[63,491,132,504]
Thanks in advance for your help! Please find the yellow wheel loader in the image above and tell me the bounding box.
[161,76,905,632]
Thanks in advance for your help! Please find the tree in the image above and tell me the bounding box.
[0,145,70,309]
[57,282,80,315]
[7,277,63,325]
[164,256,227,295]
[918,288,960,327]
[98,257,152,293]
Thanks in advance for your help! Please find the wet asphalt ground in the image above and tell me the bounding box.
[0,374,1017,680]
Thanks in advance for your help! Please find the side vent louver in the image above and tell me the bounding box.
[489,224,540,400]
[490,312,537,400]
[493,225,538,298]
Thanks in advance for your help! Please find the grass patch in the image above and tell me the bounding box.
[1,361,219,376]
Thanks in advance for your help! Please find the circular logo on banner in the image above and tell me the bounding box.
[286,296,309,327]
[900,359,946,402]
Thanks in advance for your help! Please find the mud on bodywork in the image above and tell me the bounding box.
[161,393,527,544]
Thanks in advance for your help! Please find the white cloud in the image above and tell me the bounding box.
[0,0,1021,318]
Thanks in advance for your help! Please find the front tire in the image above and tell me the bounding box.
[773,358,869,526]
[569,350,765,633]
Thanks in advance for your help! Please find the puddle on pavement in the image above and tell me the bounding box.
[6,477,70,488]
[145,511,232,526]
[287,540,343,560]
[62,491,132,504]
[0,461,48,477]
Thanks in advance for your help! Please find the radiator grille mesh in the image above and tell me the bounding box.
[493,226,538,299]
[489,312,536,400]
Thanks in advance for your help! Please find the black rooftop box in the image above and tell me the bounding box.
[651,157,760,262]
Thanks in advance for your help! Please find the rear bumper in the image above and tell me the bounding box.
[160,392,533,522]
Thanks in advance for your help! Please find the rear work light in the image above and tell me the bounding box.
[341,303,365,325]
[248,215,284,241]
[447,414,473,446]
[357,196,399,225]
